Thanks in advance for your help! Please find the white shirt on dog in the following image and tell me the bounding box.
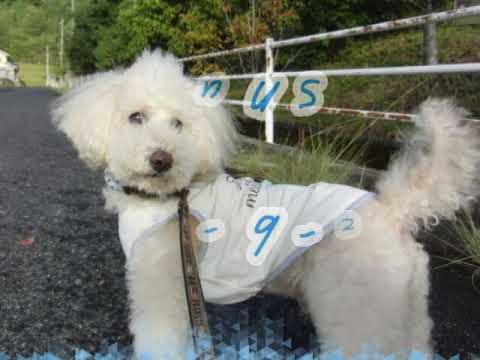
[116,174,373,304]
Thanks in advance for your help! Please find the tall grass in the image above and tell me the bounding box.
[230,130,366,187]
[431,210,480,290]
[449,211,480,270]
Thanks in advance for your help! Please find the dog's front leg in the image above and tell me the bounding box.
[126,222,192,360]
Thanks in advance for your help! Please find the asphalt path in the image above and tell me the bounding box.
[0,87,478,359]
[0,88,130,358]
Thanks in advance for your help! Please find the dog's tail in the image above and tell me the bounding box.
[375,98,480,234]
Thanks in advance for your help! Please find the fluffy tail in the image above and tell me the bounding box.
[376,98,480,234]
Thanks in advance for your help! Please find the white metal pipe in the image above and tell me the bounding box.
[197,73,264,80]
[180,44,266,63]
[224,100,415,122]
[265,37,275,143]
[180,6,480,62]
[273,6,480,49]
[222,99,480,123]
[197,63,480,80]
[280,63,480,77]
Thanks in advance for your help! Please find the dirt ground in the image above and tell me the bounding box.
[0,88,478,359]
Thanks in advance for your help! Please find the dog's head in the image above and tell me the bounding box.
[52,50,237,195]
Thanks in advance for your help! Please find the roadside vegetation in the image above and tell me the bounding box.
[230,134,364,187]
[443,211,480,277]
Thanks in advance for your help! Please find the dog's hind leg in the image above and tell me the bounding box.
[299,213,433,359]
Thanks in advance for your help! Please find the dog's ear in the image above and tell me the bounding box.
[206,105,238,169]
[51,71,121,169]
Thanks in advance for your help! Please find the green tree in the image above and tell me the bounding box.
[67,0,440,74]
[68,0,121,73]
[91,0,226,71]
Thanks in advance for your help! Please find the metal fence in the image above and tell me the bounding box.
[180,5,480,143]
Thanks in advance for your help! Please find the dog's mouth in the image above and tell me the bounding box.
[132,169,170,179]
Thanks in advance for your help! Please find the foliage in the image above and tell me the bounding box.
[0,0,84,71]
[431,209,480,287]
[66,0,423,74]
[68,0,122,74]
[450,210,480,270]
[230,133,364,187]
[0,0,460,79]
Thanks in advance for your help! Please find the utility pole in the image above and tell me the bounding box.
[59,18,64,69]
[250,0,256,72]
[45,46,49,86]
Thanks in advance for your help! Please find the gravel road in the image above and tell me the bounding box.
[0,87,478,359]
[0,88,130,358]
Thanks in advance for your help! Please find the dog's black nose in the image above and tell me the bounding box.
[149,150,173,173]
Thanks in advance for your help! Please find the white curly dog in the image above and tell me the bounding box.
[51,50,479,359]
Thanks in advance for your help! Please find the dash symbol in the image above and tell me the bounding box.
[299,230,316,239]
[204,227,218,234]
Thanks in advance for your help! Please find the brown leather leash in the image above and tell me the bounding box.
[178,189,216,359]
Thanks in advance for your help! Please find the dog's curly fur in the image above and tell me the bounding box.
[51,50,480,359]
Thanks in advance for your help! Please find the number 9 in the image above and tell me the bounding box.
[246,207,288,266]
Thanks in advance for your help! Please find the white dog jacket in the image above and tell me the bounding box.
[114,174,374,304]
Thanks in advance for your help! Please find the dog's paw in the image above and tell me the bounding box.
[134,333,195,360]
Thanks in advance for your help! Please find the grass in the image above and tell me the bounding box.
[428,209,480,289]
[17,63,63,87]
[452,212,480,269]
[230,132,365,187]
[17,63,45,86]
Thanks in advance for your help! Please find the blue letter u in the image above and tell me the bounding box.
[251,80,281,112]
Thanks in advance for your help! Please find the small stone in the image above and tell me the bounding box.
[19,235,35,247]
[74,278,82,286]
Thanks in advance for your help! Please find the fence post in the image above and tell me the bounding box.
[265,37,275,143]
[45,46,49,87]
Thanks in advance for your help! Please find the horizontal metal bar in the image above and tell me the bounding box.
[273,6,480,49]
[223,99,480,122]
[197,63,480,80]
[282,63,480,77]
[197,73,264,80]
[223,99,247,106]
[224,99,415,122]
[180,44,266,62]
[180,6,480,62]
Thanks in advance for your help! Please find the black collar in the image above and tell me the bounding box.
[121,185,182,199]
[105,169,177,199]
[121,185,161,198]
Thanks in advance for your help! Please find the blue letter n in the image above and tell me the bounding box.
[202,80,222,98]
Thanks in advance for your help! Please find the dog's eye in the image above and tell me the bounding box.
[129,112,145,125]
[172,118,183,131]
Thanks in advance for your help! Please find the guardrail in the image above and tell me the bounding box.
[181,5,480,143]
